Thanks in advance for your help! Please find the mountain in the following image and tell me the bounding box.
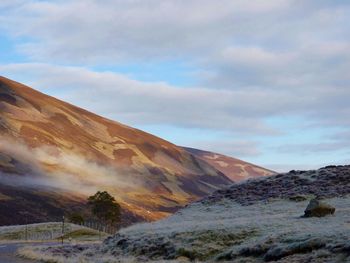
[184,147,275,182]
[45,165,348,263]
[0,76,273,225]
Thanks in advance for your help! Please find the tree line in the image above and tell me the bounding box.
[68,191,121,229]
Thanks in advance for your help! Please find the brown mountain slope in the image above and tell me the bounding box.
[0,76,273,225]
[184,147,276,182]
[0,76,232,223]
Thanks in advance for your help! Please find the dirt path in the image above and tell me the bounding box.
[0,243,40,263]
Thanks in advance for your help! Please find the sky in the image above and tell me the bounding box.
[0,0,350,172]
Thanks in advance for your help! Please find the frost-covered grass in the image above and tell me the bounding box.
[0,222,106,242]
[102,196,350,262]
[118,196,349,238]
[18,196,350,262]
[16,166,350,262]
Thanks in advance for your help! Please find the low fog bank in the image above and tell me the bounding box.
[0,137,143,198]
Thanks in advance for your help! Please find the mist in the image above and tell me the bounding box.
[0,137,143,198]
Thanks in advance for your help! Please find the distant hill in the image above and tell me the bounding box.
[0,76,273,225]
[184,147,275,182]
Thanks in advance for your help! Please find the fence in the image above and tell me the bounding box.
[19,228,64,241]
[78,220,120,235]
[0,220,121,242]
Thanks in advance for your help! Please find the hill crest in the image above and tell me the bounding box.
[0,76,274,224]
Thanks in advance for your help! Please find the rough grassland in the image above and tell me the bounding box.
[18,166,350,262]
[0,222,105,242]
[17,196,350,262]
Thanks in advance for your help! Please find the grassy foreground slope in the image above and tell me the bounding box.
[0,222,105,242]
[18,165,350,262]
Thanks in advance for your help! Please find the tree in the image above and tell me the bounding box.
[68,213,85,225]
[87,191,121,225]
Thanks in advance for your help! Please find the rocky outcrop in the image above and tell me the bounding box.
[204,165,350,205]
[303,199,335,217]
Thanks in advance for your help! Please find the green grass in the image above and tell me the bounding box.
[1,231,23,240]
[61,228,108,241]
[0,222,108,242]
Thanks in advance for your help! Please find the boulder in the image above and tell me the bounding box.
[176,256,191,262]
[303,199,335,217]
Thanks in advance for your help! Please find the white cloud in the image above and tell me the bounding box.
[1,60,350,147]
[0,63,278,135]
[1,0,350,169]
[0,0,293,63]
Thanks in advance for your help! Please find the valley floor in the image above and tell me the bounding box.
[18,196,350,262]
